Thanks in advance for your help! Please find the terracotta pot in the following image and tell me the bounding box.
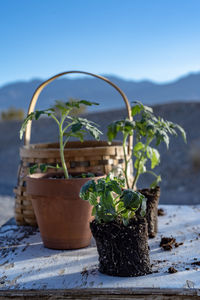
[138,186,160,238]
[26,172,103,250]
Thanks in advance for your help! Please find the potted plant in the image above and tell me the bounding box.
[20,100,103,250]
[80,174,152,277]
[107,101,186,237]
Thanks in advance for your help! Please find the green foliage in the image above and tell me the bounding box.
[20,100,102,179]
[107,100,186,189]
[1,107,24,121]
[80,175,147,226]
[29,163,62,174]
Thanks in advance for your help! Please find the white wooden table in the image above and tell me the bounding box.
[0,205,200,299]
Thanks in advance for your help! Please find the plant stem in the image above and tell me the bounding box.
[132,152,143,189]
[122,136,130,189]
[59,116,69,179]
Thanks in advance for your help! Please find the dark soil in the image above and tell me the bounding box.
[138,186,160,238]
[168,267,178,273]
[175,242,184,248]
[158,208,165,216]
[90,217,152,277]
[160,237,176,251]
[191,261,200,266]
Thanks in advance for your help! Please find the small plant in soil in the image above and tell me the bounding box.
[80,175,152,277]
[20,100,102,178]
[107,101,187,189]
[107,101,186,238]
[80,174,146,225]
[20,100,104,250]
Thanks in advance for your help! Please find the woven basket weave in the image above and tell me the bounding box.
[14,71,133,226]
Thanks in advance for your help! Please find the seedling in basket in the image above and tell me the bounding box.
[107,101,187,189]
[20,100,102,179]
[80,174,147,226]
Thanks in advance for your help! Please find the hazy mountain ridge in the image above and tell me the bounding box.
[0,72,200,112]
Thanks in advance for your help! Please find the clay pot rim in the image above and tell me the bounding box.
[26,171,104,182]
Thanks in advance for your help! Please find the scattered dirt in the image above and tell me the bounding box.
[175,242,184,248]
[168,267,178,273]
[0,225,38,259]
[158,208,165,216]
[191,261,200,266]
[160,237,176,251]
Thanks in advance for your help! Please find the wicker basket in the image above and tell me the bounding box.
[14,71,133,226]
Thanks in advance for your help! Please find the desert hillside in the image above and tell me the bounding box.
[0,102,200,206]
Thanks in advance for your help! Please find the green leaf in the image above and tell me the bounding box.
[134,157,147,174]
[92,206,96,216]
[71,122,82,132]
[120,189,141,210]
[110,180,122,195]
[131,104,142,116]
[64,131,85,142]
[19,112,35,139]
[134,142,144,152]
[79,180,96,200]
[29,164,38,174]
[143,105,153,113]
[79,100,99,106]
[40,164,48,173]
[175,124,187,143]
[35,110,46,120]
[150,175,161,189]
[151,148,160,169]
[131,101,153,116]
[146,146,153,159]
[88,192,98,206]
[107,122,119,142]
[72,117,102,140]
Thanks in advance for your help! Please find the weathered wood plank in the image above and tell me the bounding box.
[0,288,200,299]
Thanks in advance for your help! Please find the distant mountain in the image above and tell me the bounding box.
[0,72,200,113]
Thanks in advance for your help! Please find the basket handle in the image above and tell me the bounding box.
[24,70,133,154]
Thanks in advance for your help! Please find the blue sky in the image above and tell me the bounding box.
[1,0,200,86]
